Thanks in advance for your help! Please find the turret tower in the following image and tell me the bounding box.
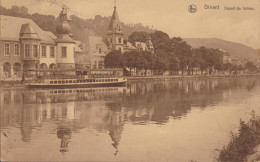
[146,35,154,53]
[107,4,124,53]
[55,8,76,70]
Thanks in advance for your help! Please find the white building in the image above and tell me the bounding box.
[0,8,82,79]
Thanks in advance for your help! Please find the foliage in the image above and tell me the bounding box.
[150,31,171,52]
[167,52,180,74]
[218,111,260,161]
[153,51,169,74]
[245,61,257,71]
[170,37,192,75]
[104,50,124,68]
[122,50,145,73]
[0,5,154,43]
[128,31,149,45]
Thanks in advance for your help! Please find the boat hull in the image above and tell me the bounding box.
[27,81,127,89]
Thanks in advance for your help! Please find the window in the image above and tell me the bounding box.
[110,38,112,43]
[42,46,46,57]
[33,45,38,57]
[50,46,55,58]
[118,38,122,43]
[62,47,67,58]
[25,44,30,57]
[99,48,102,54]
[14,44,19,56]
[4,44,10,55]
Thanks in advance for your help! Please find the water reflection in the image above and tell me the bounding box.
[57,123,72,154]
[1,77,259,160]
[107,102,124,155]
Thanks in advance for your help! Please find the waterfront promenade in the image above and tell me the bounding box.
[1,73,260,88]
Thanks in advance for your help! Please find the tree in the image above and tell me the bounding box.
[167,52,180,75]
[123,50,143,74]
[153,51,168,75]
[223,63,233,73]
[170,37,192,75]
[9,5,28,17]
[128,31,149,45]
[104,50,124,68]
[150,31,171,52]
[139,51,154,76]
[245,61,257,71]
[190,49,202,75]
[212,49,224,72]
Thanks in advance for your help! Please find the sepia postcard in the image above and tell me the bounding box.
[0,0,260,161]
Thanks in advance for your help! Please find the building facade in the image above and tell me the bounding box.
[0,8,79,79]
[87,5,154,72]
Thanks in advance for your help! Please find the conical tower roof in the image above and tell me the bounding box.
[107,7,122,33]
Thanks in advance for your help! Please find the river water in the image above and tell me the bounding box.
[1,77,260,161]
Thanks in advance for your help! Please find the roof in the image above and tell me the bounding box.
[0,15,56,44]
[135,42,148,51]
[146,37,154,49]
[75,40,84,53]
[20,23,40,40]
[125,42,137,50]
[87,36,108,55]
[107,7,122,33]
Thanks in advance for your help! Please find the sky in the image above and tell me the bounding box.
[1,0,260,49]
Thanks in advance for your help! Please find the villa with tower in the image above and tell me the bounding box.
[0,3,154,79]
[87,4,154,75]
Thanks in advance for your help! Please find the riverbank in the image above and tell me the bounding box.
[217,111,260,161]
[0,80,25,88]
[126,73,260,81]
[1,73,260,88]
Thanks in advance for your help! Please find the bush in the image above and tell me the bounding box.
[218,111,260,161]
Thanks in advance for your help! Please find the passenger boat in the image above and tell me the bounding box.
[26,77,127,88]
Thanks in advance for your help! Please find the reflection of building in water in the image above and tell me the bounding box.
[1,87,126,106]
[20,106,43,142]
[57,124,72,154]
[107,102,125,156]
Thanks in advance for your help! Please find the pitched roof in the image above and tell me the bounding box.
[125,42,137,50]
[135,42,148,51]
[87,36,108,54]
[0,15,56,44]
[146,36,154,49]
[75,40,84,53]
[107,7,122,32]
[20,23,40,40]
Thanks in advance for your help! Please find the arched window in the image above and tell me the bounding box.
[3,62,11,77]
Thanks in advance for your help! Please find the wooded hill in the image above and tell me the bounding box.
[184,38,259,61]
[0,5,153,44]
[1,5,258,62]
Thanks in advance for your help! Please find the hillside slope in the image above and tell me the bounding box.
[183,38,259,61]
